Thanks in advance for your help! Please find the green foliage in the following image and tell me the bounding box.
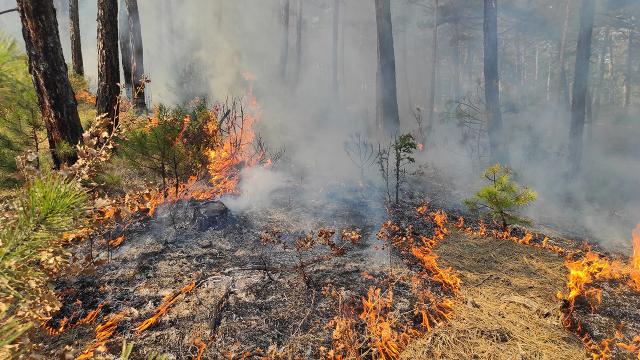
[0,33,44,188]
[0,174,87,355]
[393,134,418,164]
[464,164,537,230]
[117,101,214,195]
[120,340,134,360]
[378,133,418,204]
[119,340,169,360]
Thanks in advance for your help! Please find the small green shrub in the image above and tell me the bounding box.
[378,133,418,204]
[0,174,87,356]
[0,32,44,186]
[464,164,537,230]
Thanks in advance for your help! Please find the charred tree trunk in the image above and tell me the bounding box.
[426,0,438,137]
[279,0,290,80]
[332,0,340,95]
[375,0,400,134]
[483,0,509,166]
[17,0,83,169]
[97,0,120,132]
[569,0,595,174]
[125,0,145,111]
[68,0,83,76]
[119,0,132,96]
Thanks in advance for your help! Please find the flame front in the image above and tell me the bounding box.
[629,223,640,291]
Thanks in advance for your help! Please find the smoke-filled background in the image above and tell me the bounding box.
[1,0,638,250]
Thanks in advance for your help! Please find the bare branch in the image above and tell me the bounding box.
[0,8,18,15]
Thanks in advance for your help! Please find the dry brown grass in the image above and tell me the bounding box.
[401,231,586,360]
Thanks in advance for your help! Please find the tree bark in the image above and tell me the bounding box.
[483,0,509,166]
[97,0,120,132]
[17,0,83,169]
[426,0,438,137]
[68,0,83,76]
[375,0,400,134]
[279,0,290,80]
[125,0,145,111]
[569,0,595,174]
[119,0,132,96]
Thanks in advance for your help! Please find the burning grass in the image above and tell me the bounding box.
[555,224,640,359]
[402,229,585,359]
[323,206,461,359]
[134,281,196,335]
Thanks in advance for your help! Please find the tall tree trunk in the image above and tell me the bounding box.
[119,0,132,96]
[534,44,539,83]
[332,0,340,95]
[375,0,400,134]
[426,0,439,138]
[593,30,607,126]
[17,0,83,168]
[624,28,633,109]
[547,43,552,102]
[484,0,509,166]
[607,30,615,105]
[97,0,120,132]
[569,0,595,174]
[279,0,290,80]
[125,0,146,111]
[453,21,462,99]
[293,0,303,87]
[558,0,572,108]
[68,0,83,76]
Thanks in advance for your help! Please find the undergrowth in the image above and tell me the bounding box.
[0,174,87,357]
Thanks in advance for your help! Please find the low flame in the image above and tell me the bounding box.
[76,311,126,360]
[630,224,640,291]
[134,282,196,335]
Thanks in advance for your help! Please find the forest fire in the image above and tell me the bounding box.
[4,0,640,358]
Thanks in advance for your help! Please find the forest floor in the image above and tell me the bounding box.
[403,231,585,359]
[32,181,640,359]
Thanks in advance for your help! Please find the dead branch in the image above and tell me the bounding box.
[0,8,17,15]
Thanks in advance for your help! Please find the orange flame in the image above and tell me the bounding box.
[193,338,207,360]
[76,311,126,360]
[630,224,640,291]
[134,282,196,335]
[359,287,410,360]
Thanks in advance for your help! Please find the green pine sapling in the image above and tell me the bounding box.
[464,164,537,230]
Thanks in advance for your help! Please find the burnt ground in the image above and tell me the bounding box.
[36,185,396,359]
[34,181,640,359]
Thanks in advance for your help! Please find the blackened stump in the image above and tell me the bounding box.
[193,201,230,231]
